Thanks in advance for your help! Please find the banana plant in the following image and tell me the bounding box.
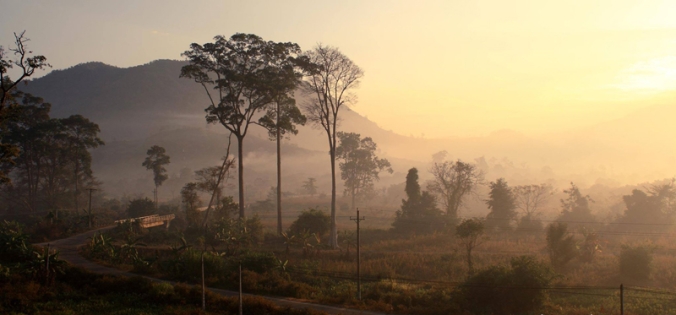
[281,232,295,254]
[120,235,147,263]
[340,230,356,258]
[170,234,192,259]
[297,230,314,257]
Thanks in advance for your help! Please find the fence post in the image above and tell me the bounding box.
[239,264,243,315]
[44,243,50,285]
[201,251,205,311]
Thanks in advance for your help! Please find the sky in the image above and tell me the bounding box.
[2,0,676,138]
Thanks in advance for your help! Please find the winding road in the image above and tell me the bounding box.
[39,227,385,315]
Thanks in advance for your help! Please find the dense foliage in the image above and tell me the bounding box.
[460,256,554,314]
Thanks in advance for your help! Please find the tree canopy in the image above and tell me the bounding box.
[392,168,442,234]
[428,160,484,221]
[336,132,392,210]
[485,178,517,231]
[181,33,305,219]
[302,44,364,248]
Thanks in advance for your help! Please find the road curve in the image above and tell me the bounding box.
[38,227,386,315]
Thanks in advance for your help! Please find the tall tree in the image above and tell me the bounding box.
[181,33,302,219]
[181,182,202,227]
[62,115,104,215]
[427,160,484,222]
[618,179,675,232]
[557,182,594,227]
[3,95,52,212]
[257,54,307,234]
[2,97,102,215]
[485,178,517,231]
[336,132,392,210]
[0,31,50,185]
[392,168,441,234]
[142,145,170,209]
[302,177,318,196]
[302,45,364,248]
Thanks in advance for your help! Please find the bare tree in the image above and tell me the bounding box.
[199,134,236,229]
[427,160,484,221]
[302,45,364,248]
[0,31,50,185]
[513,183,553,218]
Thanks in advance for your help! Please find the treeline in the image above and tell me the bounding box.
[1,32,103,221]
[392,160,676,235]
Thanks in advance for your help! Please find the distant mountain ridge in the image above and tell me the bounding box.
[16,59,676,198]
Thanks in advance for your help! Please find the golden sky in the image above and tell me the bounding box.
[2,0,675,137]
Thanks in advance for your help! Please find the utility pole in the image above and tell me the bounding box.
[350,208,365,301]
[239,264,243,315]
[201,251,205,311]
[86,188,97,228]
[620,284,624,315]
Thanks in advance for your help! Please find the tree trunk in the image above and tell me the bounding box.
[276,102,283,235]
[467,247,474,277]
[237,135,245,219]
[330,141,337,248]
[74,150,79,214]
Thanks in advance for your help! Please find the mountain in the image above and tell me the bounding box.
[17,59,676,200]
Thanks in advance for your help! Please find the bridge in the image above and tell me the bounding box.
[114,214,175,229]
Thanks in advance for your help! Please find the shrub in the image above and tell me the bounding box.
[237,251,278,273]
[619,244,654,283]
[517,214,543,233]
[126,198,155,218]
[288,208,330,237]
[460,255,554,314]
[546,222,577,270]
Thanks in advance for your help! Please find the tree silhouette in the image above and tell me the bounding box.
[181,33,303,219]
[456,218,485,276]
[428,160,484,222]
[3,99,102,215]
[557,182,595,228]
[302,178,318,196]
[142,145,170,209]
[181,182,201,227]
[485,178,517,231]
[336,132,392,211]
[302,45,364,248]
[513,183,552,231]
[392,168,441,234]
[62,115,104,215]
[257,53,307,235]
[0,31,50,185]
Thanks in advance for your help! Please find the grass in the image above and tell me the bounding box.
[73,196,676,315]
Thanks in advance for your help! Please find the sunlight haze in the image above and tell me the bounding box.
[2,0,675,137]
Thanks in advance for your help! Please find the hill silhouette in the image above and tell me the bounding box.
[18,59,676,200]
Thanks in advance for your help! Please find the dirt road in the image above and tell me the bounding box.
[38,227,385,315]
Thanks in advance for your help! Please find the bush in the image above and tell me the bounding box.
[619,244,653,283]
[517,214,543,233]
[460,255,554,314]
[126,198,155,218]
[288,208,330,237]
[237,251,278,273]
[546,222,577,270]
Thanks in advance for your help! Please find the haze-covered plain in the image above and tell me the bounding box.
[3,1,676,314]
